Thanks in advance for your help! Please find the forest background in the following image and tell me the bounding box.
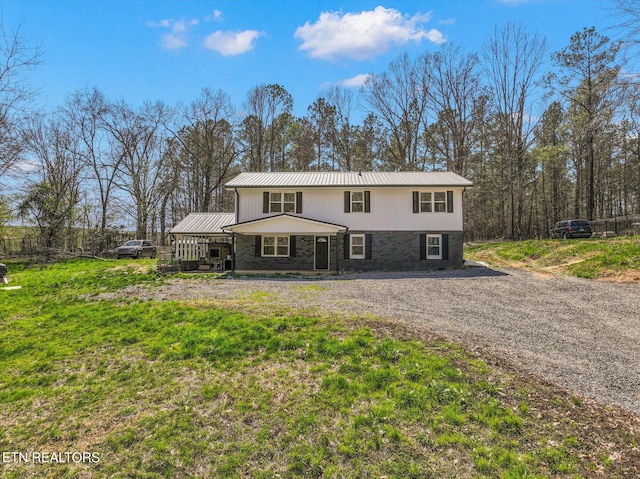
[2,0,640,254]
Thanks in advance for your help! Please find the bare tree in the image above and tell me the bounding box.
[361,53,428,171]
[19,115,85,250]
[240,84,293,171]
[167,88,238,214]
[482,23,548,239]
[0,21,42,179]
[63,87,118,252]
[421,44,483,176]
[610,0,640,48]
[326,86,357,171]
[107,100,169,239]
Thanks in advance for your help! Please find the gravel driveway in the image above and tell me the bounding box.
[119,267,640,416]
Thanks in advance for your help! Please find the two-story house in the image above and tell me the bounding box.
[213,171,472,273]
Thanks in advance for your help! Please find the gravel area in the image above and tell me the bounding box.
[113,267,640,416]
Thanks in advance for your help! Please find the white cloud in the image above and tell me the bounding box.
[203,30,263,56]
[147,17,197,50]
[163,33,188,50]
[146,19,171,28]
[337,73,372,88]
[204,10,224,22]
[148,11,261,55]
[320,73,373,90]
[294,6,445,61]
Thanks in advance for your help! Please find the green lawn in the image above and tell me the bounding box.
[465,236,640,281]
[0,259,638,478]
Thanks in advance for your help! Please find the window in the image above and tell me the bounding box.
[269,193,281,213]
[419,192,432,212]
[350,234,365,259]
[262,236,289,257]
[433,192,447,212]
[351,192,364,212]
[344,190,370,213]
[426,234,442,259]
[416,191,449,213]
[268,192,296,213]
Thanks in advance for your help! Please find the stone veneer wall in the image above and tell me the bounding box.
[338,231,463,272]
[233,232,463,272]
[234,234,339,271]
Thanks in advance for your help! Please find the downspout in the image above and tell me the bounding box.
[233,188,239,272]
[231,233,236,273]
[462,187,467,243]
[234,188,240,224]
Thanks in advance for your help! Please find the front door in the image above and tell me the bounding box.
[315,236,329,270]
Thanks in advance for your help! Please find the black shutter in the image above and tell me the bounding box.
[255,236,262,257]
[442,234,449,260]
[365,233,372,259]
[296,192,302,214]
[413,191,419,213]
[263,192,270,213]
[447,191,454,213]
[364,191,371,213]
[290,235,296,257]
[343,234,350,259]
[344,191,351,213]
[419,234,426,260]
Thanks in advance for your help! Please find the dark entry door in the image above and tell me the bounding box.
[315,236,329,270]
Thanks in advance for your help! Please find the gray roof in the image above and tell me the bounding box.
[170,213,235,235]
[225,171,473,188]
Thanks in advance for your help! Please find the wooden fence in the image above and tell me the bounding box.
[0,231,166,259]
[589,215,640,237]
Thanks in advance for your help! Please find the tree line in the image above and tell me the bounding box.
[1,10,640,252]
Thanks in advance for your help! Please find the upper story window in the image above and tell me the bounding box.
[351,192,364,212]
[413,191,453,214]
[263,191,302,214]
[269,192,296,213]
[344,190,370,213]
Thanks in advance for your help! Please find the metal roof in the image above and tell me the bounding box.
[170,213,235,235]
[225,171,473,188]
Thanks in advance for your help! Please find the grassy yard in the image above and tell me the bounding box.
[0,259,639,478]
[465,236,640,283]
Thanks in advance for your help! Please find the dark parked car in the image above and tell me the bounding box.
[549,219,593,239]
[115,240,157,259]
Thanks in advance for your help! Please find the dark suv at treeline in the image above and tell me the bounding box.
[549,220,593,239]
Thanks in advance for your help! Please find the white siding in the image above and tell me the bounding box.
[228,216,343,234]
[236,187,465,231]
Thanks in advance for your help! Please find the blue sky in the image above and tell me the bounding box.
[3,0,617,118]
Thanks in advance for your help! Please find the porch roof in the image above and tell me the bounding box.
[170,212,235,235]
[222,214,347,235]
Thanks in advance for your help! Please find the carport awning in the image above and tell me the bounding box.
[170,212,235,235]
[222,214,347,235]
